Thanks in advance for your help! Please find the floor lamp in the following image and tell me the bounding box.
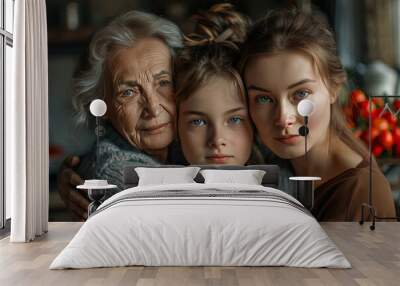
[359,94,400,230]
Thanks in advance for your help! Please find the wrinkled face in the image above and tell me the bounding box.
[178,76,253,165]
[105,37,176,153]
[244,51,335,159]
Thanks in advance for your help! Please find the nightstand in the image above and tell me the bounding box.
[77,180,117,216]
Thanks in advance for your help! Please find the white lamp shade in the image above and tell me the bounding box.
[297,99,315,117]
[90,99,107,117]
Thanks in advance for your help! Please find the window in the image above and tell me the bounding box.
[1,0,14,230]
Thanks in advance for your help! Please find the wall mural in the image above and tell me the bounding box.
[47,1,400,223]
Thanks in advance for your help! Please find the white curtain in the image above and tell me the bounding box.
[7,0,49,242]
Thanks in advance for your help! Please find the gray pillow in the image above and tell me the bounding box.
[123,164,280,189]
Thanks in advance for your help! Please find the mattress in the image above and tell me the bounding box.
[50,183,351,269]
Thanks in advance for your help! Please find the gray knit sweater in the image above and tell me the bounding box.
[78,124,185,194]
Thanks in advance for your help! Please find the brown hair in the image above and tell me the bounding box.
[175,3,250,106]
[240,8,370,159]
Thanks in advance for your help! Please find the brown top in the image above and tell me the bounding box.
[312,159,396,221]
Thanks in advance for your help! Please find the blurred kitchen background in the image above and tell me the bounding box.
[47,0,400,220]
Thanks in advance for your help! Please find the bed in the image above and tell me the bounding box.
[50,165,350,269]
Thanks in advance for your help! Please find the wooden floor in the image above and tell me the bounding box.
[0,222,399,286]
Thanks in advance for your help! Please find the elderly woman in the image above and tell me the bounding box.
[58,10,184,219]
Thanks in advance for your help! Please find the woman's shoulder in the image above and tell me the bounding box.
[320,159,389,192]
[337,160,395,219]
[348,160,394,200]
[347,159,389,186]
[315,159,396,220]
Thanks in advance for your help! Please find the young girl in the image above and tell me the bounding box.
[176,4,260,165]
[240,9,396,220]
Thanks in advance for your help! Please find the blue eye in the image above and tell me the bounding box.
[122,89,133,97]
[121,88,139,97]
[190,119,206,126]
[159,79,172,87]
[256,95,273,104]
[295,90,311,99]
[228,116,243,125]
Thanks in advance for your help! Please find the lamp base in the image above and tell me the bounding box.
[77,181,117,217]
[359,203,399,230]
[87,188,107,216]
[289,176,321,210]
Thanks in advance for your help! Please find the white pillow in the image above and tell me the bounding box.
[200,169,266,185]
[135,167,200,186]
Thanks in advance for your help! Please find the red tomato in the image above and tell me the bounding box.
[371,127,380,141]
[351,89,367,104]
[359,101,376,119]
[393,99,400,110]
[382,112,398,127]
[372,118,390,131]
[393,127,400,145]
[372,107,382,120]
[372,98,385,108]
[360,128,380,144]
[372,145,384,157]
[379,130,394,150]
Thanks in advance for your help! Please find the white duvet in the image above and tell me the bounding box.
[50,183,351,269]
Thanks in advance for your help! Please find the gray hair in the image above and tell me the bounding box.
[73,10,183,125]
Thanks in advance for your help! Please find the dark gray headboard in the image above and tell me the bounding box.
[123,165,280,189]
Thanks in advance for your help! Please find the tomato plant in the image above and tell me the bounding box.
[346,89,400,158]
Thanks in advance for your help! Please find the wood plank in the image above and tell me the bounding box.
[0,222,399,286]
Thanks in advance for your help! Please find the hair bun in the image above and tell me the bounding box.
[185,3,249,50]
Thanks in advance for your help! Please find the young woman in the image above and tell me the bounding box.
[175,4,261,165]
[240,9,396,221]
